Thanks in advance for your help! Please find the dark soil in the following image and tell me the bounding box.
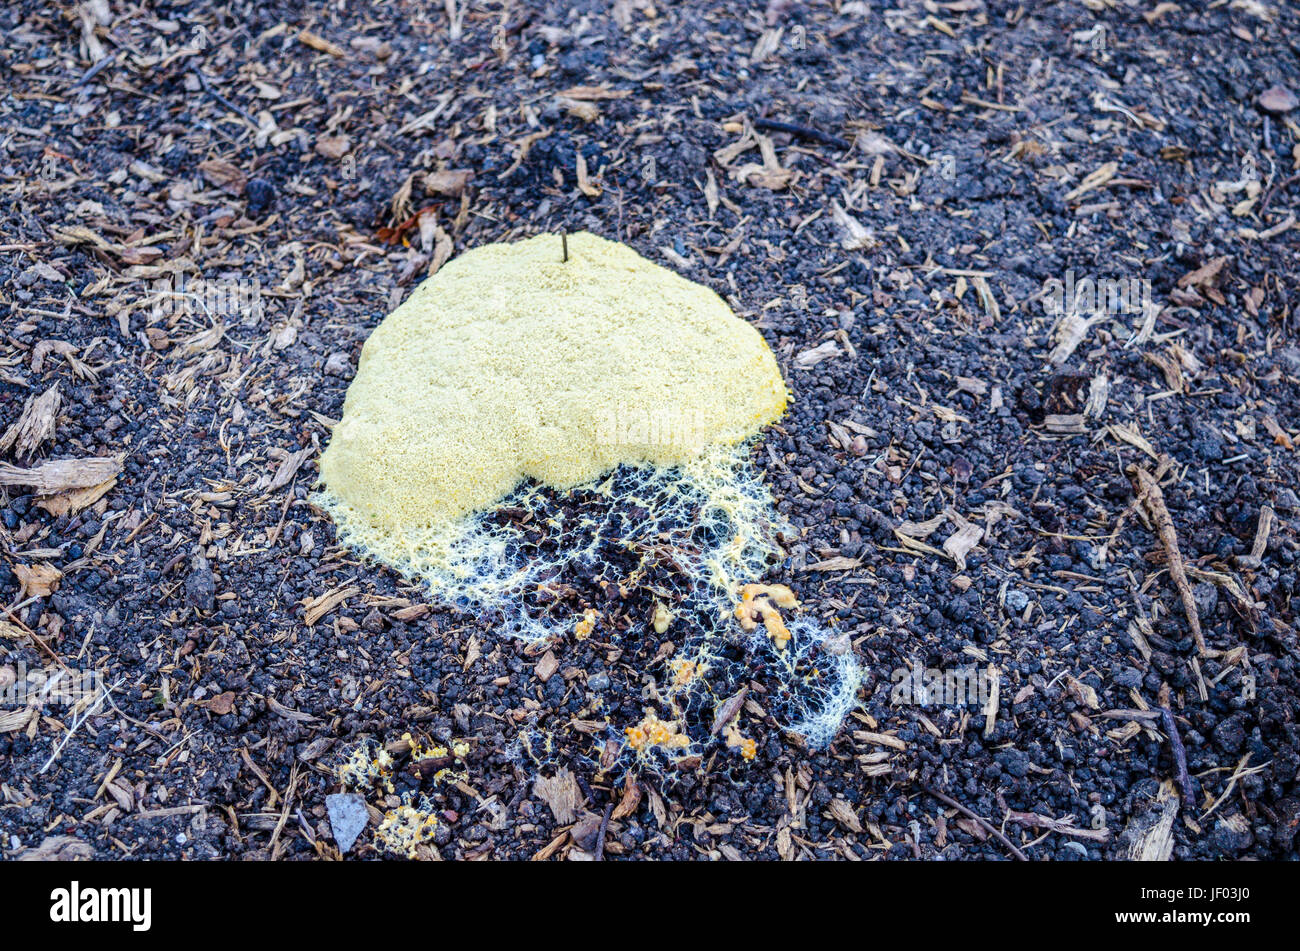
[1,0,1298,860]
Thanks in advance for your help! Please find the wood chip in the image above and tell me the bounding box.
[533,768,582,824]
[302,585,359,626]
[13,562,62,598]
[830,201,876,250]
[941,508,984,571]
[198,158,248,195]
[36,477,118,517]
[1063,161,1118,202]
[710,686,748,736]
[557,85,630,101]
[827,798,863,833]
[0,456,123,493]
[535,650,559,682]
[793,340,841,369]
[0,384,60,459]
[424,169,473,196]
[298,29,346,57]
[853,730,906,750]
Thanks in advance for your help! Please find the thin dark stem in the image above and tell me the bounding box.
[922,784,1029,861]
[753,117,850,150]
[192,68,258,127]
[1161,706,1196,808]
[594,800,614,860]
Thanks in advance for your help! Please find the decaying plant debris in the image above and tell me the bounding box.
[1,1,1299,861]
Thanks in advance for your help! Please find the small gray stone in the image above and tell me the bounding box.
[1258,84,1299,115]
[1113,667,1143,690]
[1005,589,1030,613]
[1210,817,1253,854]
[587,672,610,691]
[326,793,369,853]
[1274,487,1300,512]
[184,552,216,612]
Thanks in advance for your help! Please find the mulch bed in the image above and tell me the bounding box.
[1,0,1298,860]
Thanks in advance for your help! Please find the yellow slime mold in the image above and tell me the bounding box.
[319,231,787,533]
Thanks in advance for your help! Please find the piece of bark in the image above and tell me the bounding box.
[0,455,123,493]
[14,562,62,598]
[0,384,60,459]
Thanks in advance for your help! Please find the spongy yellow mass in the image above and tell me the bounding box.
[317,232,862,759]
[319,231,788,531]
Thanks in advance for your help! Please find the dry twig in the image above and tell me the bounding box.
[1128,461,1207,655]
[922,784,1028,861]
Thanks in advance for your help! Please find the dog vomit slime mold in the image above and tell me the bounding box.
[318,232,860,755]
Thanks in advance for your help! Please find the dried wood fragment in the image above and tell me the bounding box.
[0,384,60,459]
[982,664,1000,738]
[735,134,793,190]
[37,477,117,517]
[922,785,1027,861]
[13,562,62,598]
[1005,810,1110,841]
[1260,415,1293,449]
[533,768,582,824]
[609,780,641,821]
[557,85,630,101]
[302,585,359,626]
[298,29,345,57]
[853,730,906,751]
[0,456,123,493]
[1083,374,1109,417]
[1160,703,1196,808]
[1123,790,1179,861]
[1043,413,1086,433]
[1236,504,1274,569]
[793,339,841,369]
[1046,312,1103,366]
[941,508,984,571]
[827,798,863,833]
[1129,463,1206,655]
[1063,161,1118,202]
[710,686,748,737]
[555,96,600,122]
[268,446,312,492]
[830,201,876,250]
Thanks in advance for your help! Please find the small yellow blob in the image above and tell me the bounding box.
[574,608,597,640]
[723,723,757,761]
[625,711,691,753]
[735,583,800,649]
[669,657,699,687]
